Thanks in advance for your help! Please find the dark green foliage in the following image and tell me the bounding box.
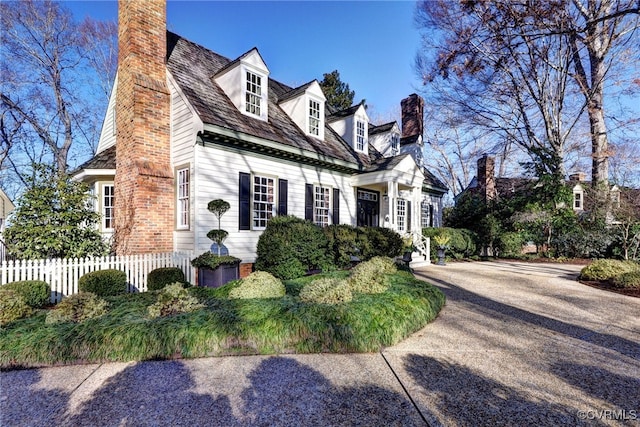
[611,271,640,289]
[356,227,403,260]
[78,269,127,296]
[45,292,108,324]
[4,164,108,259]
[255,215,333,279]
[423,227,477,259]
[206,199,230,255]
[147,268,186,291]
[147,283,204,318]
[2,280,50,307]
[228,272,285,299]
[324,224,360,268]
[190,253,241,269]
[319,70,355,111]
[0,289,33,326]
[497,232,526,257]
[579,259,639,281]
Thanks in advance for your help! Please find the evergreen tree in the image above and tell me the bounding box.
[319,70,355,111]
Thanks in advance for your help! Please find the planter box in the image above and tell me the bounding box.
[198,262,240,288]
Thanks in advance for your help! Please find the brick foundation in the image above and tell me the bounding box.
[239,263,254,278]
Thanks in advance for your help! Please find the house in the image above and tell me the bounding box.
[0,188,14,232]
[74,0,446,275]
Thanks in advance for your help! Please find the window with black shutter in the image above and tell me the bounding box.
[239,172,250,230]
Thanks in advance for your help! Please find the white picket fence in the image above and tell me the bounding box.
[0,252,196,303]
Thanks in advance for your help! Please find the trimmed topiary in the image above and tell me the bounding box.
[148,283,205,318]
[78,269,127,296]
[2,280,50,308]
[611,271,640,289]
[579,259,639,281]
[348,256,396,294]
[147,267,186,291]
[299,277,352,304]
[0,289,33,326]
[45,292,108,324]
[229,271,285,299]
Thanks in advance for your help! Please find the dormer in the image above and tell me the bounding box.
[369,122,401,157]
[327,102,369,155]
[214,48,269,122]
[279,80,327,140]
[572,183,584,211]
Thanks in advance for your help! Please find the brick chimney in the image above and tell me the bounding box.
[568,172,586,182]
[401,94,424,139]
[477,154,496,202]
[114,0,173,254]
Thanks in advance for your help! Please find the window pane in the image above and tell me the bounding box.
[253,175,275,229]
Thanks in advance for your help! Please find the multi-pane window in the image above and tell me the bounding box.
[356,120,365,151]
[314,186,331,227]
[397,199,406,232]
[573,191,583,210]
[177,168,189,229]
[245,71,262,116]
[421,201,431,228]
[391,134,399,156]
[253,175,275,229]
[103,185,115,230]
[309,99,321,136]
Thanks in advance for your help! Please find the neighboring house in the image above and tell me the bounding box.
[73,1,446,274]
[459,154,637,218]
[0,188,15,232]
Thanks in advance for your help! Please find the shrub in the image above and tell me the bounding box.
[497,232,526,258]
[45,292,108,324]
[324,224,360,268]
[255,215,333,279]
[229,271,285,299]
[423,227,477,259]
[611,271,640,289]
[191,253,241,270]
[299,277,352,304]
[0,289,33,326]
[147,268,186,291]
[2,280,50,308]
[78,269,127,296]
[356,227,403,260]
[579,259,640,281]
[148,283,204,318]
[348,256,396,294]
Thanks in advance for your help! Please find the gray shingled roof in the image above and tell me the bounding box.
[75,145,116,171]
[423,168,448,192]
[369,122,395,136]
[166,32,370,169]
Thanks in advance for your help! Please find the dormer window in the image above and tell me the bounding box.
[573,188,583,210]
[245,71,262,116]
[309,99,321,136]
[391,134,399,156]
[356,120,366,151]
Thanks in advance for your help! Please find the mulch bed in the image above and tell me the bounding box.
[578,280,640,298]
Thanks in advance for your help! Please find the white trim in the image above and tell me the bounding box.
[72,169,116,182]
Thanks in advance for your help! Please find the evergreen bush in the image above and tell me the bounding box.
[147,283,204,318]
[423,227,477,259]
[579,259,639,281]
[255,215,333,279]
[0,289,33,326]
[2,280,50,307]
[45,292,108,324]
[348,256,396,294]
[611,271,640,289]
[497,232,526,257]
[147,268,186,291]
[78,269,127,296]
[299,277,352,304]
[356,227,403,260]
[324,224,360,268]
[228,271,285,299]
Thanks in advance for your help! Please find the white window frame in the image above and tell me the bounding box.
[573,190,583,210]
[102,184,115,231]
[314,185,331,227]
[308,98,321,137]
[244,69,265,119]
[421,200,431,228]
[356,120,366,151]
[252,174,276,230]
[177,168,190,229]
[397,198,406,232]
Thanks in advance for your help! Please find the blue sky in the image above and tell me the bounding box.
[66,0,424,123]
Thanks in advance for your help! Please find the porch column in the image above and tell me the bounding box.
[386,181,398,231]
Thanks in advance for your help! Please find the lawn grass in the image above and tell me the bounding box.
[0,270,445,369]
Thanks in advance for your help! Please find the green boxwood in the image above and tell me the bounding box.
[299,277,353,304]
[579,259,639,281]
[147,267,186,291]
[148,283,204,318]
[78,269,127,296]
[228,271,285,299]
[611,271,640,289]
[348,256,396,294]
[0,289,33,326]
[2,280,50,307]
[356,227,403,260]
[45,292,108,324]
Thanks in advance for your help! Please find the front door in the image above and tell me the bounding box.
[357,189,379,227]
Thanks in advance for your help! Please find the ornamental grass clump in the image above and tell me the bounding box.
[0,289,33,326]
[299,277,353,304]
[348,256,397,294]
[579,259,639,281]
[2,280,50,308]
[45,292,108,324]
[148,283,204,318]
[229,271,285,299]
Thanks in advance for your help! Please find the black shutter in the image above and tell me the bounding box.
[406,200,412,232]
[305,184,313,221]
[278,179,288,216]
[332,188,340,224]
[239,172,251,230]
[429,204,434,227]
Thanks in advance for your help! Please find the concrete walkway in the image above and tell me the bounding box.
[2,261,639,426]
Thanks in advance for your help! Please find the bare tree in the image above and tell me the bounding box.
[0,0,116,191]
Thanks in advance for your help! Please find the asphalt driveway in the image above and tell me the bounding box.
[2,261,639,426]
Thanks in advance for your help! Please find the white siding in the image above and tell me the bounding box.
[193,144,356,263]
[95,77,118,153]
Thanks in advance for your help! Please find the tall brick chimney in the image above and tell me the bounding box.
[114,0,173,254]
[401,94,424,139]
[477,154,496,202]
